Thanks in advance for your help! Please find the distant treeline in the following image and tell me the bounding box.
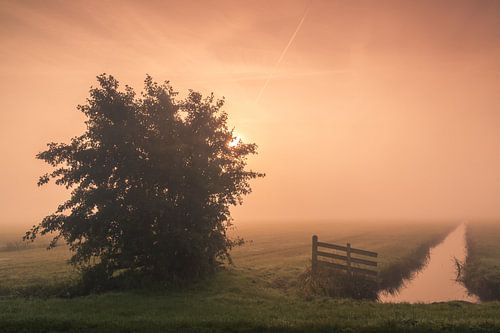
[0,236,54,252]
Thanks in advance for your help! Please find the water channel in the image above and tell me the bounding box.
[379,223,478,303]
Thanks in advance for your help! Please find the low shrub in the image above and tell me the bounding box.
[299,266,379,300]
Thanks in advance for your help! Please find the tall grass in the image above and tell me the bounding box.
[299,266,379,300]
[460,223,500,301]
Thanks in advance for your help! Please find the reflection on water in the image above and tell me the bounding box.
[379,223,478,303]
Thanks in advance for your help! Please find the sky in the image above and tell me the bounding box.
[2,0,500,229]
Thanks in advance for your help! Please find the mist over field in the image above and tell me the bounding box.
[3,0,500,231]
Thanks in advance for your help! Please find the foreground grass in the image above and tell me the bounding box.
[463,222,500,301]
[0,270,499,333]
[2,221,491,332]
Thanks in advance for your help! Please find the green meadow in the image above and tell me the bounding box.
[1,221,499,332]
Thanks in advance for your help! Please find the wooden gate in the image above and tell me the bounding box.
[311,235,378,277]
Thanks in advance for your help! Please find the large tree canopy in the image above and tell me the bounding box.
[26,74,264,284]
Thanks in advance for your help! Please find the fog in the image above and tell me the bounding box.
[2,0,500,230]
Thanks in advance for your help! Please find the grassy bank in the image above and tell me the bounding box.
[462,222,500,301]
[0,221,478,332]
[0,270,499,333]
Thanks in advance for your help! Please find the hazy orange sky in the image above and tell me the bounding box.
[2,0,500,228]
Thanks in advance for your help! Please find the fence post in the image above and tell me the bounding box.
[312,235,318,274]
[346,242,352,275]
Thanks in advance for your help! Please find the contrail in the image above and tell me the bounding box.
[255,1,311,104]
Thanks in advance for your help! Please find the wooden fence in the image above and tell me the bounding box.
[312,235,378,277]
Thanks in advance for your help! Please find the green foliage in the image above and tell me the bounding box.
[24,74,263,286]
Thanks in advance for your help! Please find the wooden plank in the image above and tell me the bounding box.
[317,241,348,251]
[318,260,378,277]
[318,260,349,271]
[350,256,377,267]
[316,251,347,261]
[317,251,378,267]
[350,247,378,258]
[346,243,352,273]
[312,235,318,273]
[317,241,378,258]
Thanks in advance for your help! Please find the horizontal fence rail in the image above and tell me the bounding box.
[312,235,378,277]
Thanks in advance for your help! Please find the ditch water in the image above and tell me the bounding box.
[379,223,478,303]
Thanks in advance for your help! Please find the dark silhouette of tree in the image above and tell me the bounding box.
[25,74,264,285]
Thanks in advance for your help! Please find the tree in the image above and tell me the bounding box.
[25,74,264,285]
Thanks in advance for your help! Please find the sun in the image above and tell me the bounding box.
[228,134,242,148]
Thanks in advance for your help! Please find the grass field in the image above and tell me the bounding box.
[0,221,454,296]
[2,221,499,332]
[230,221,456,292]
[462,222,500,301]
[1,271,500,333]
